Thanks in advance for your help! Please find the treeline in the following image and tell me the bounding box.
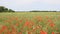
[29,10,59,12]
[0,6,15,12]
[0,6,60,12]
[16,10,60,12]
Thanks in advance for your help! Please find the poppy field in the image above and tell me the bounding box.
[0,12,60,34]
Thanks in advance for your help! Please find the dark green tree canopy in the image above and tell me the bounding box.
[0,6,15,12]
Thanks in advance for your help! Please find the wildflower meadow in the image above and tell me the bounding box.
[0,12,60,34]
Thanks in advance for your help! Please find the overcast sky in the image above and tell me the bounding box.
[0,0,60,11]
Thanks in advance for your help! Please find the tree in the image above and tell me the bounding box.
[4,8,8,12]
[0,6,5,12]
[9,9,15,12]
[0,6,15,12]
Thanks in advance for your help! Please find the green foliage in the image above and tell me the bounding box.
[0,6,15,12]
[9,9,15,12]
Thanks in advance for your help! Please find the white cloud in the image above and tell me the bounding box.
[38,0,60,4]
[0,0,36,5]
[0,0,60,5]
[0,0,60,11]
[11,0,37,5]
[14,0,60,5]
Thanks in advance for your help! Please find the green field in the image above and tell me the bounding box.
[0,12,60,34]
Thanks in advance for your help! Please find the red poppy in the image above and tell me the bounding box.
[7,30,11,34]
[49,23,55,27]
[2,26,7,30]
[19,32,22,34]
[19,20,22,23]
[52,32,55,34]
[45,16,49,19]
[16,23,19,26]
[28,31,31,34]
[48,19,53,23]
[24,21,30,26]
[40,30,47,34]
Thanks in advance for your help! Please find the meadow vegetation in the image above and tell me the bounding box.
[0,12,60,34]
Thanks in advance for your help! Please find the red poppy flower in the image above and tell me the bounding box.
[40,30,47,34]
[52,32,55,34]
[49,23,55,27]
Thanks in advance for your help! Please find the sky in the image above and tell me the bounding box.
[0,0,60,11]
